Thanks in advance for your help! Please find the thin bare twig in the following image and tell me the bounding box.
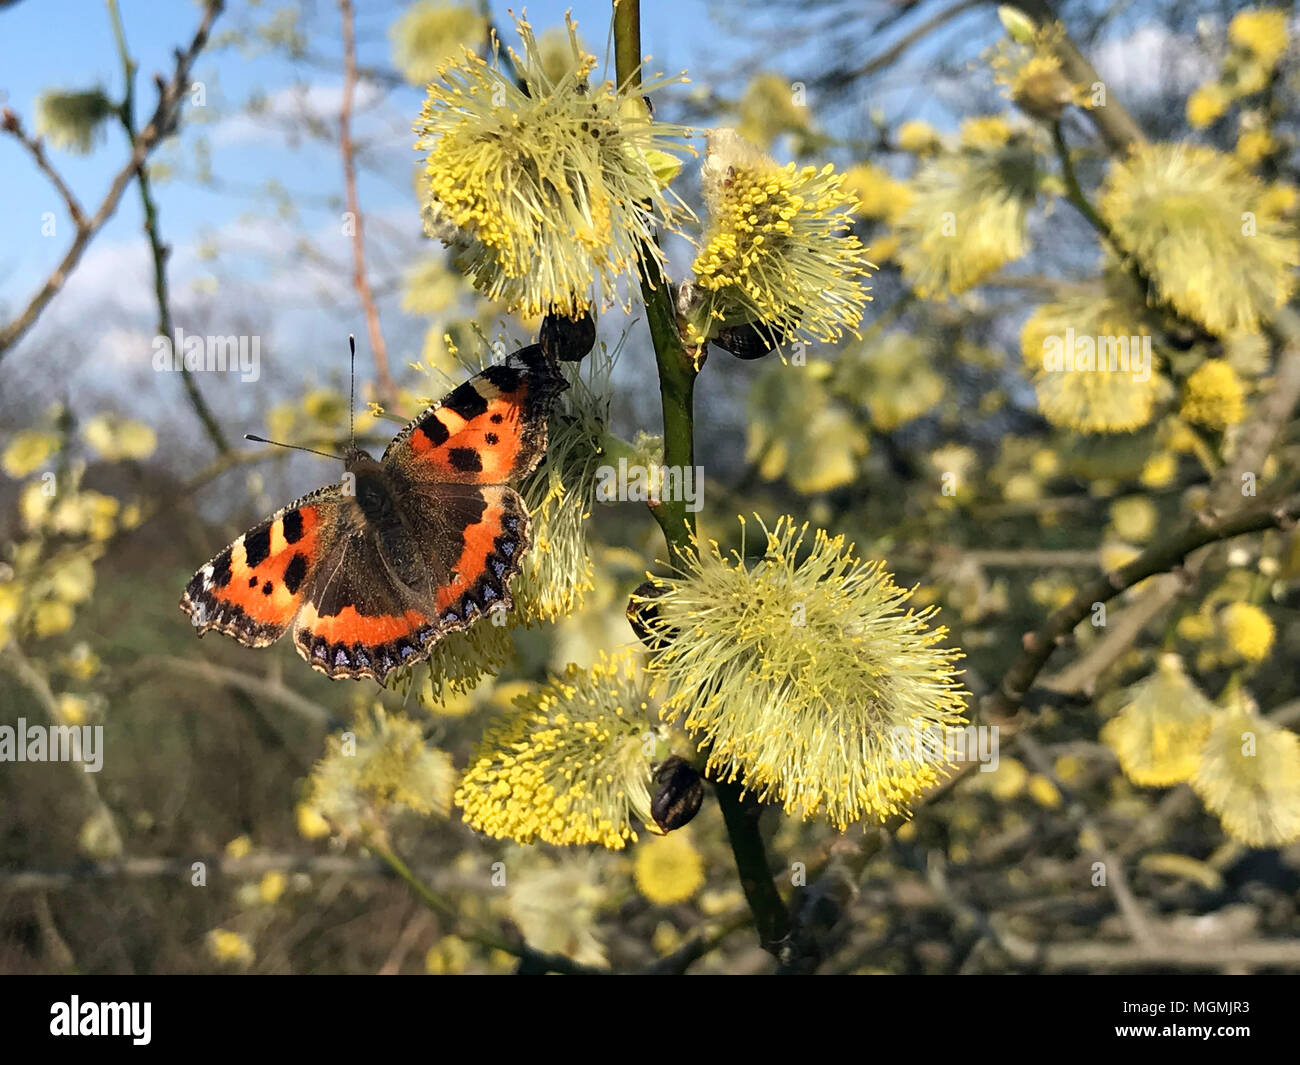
[339,0,397,407]
[0,110,88,227]
[0,0,224,360]
[107,0,230,454]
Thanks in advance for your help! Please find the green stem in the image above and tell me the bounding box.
[613,0,795,968]
[368,832,603,975]
[1051,120,1107,235]
[108,0,230,454]
[715,780,794,956]
[1050,119,1212,347]
[613,0,698,566]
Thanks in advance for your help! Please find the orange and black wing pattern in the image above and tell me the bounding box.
[289,483,531,681]
[382,344,566,485]
[181,346,566,683]
[179,487,343,647]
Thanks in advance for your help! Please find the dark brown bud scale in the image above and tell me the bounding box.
[651,757,704,832]
[712,321,784,360]
[540,308,596,363]
[627,579,672,650]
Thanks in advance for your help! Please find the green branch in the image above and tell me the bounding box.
[613,0,797,970]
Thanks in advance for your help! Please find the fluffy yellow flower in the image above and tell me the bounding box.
[258,871,287,905]
[207,929,255,967]
[1176,612,1214,642]
[1109,496,1157,542]
[415,14,693,317]
[896,119,942,155]
[1228,9,1290,70]
[2,431,59,478]
[303,706,454,835]
[1099,143,1299,336]
[960,115,1012,150]
[425,935,472,974]
[895,138,1039,298]
[971,755,1028,799]
[1185,82,1229,129]
[1181,359,1246,429]
[32,601,74,638]
[1019,294,1162,433]
[991,18,1090,121]
[225,834,253,859]
[1101,654,1215,786]
[1259,182,1298,218]
[834,332,945,431]
[507,852,608,966]
[842,162,913,223]
[745,361,868,495]
[294,802,330,840]
[82,414,157,461]
[1139,450,1177,488]
[1192,702,1300,847]
[1028,774,1062,808]
[634,832,705,905]
[455,651,659,849]
[57,694,89,726]
[511,361,606,623]
[737,72,809,147]
[637,516,968,829]
[1009,55,1079,121]
[684,129,873,347]
[1236,127,1277,167]
[35,88,113,154]
[1219,602,1275,662]
[389,1,485,86]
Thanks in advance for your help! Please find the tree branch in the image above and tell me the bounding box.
[0,109,87,228]
[339,0,397,407]
[0,0,224,360]
[107,0,230,454]
[984,491,1300,720]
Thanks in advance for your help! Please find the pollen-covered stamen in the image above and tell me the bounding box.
[683,129,873,349]
[414,13,695,319]
[640,515,969,830]
[454,651,661,850]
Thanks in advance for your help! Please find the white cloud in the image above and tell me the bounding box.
[210,80,389,147]
[1091,22,1206,102]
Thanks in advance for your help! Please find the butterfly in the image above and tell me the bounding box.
[179,344,567,683]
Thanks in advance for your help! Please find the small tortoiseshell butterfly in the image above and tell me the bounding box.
[180,344,567,682]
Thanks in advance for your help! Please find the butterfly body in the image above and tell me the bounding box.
[180,346,565,682]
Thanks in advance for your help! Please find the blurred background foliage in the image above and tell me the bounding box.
[3,0,1300,974]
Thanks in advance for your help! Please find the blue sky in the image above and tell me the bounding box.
[0,1,741,417]
[0,1,1192,443]
[0,0,714,311]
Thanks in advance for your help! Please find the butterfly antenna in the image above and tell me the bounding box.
[348,333,356,450]
[244,435,344,461]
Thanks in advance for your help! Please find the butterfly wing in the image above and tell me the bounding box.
[382,344,566,485]
[179,486,344,647]
[290,482,531,682]
[181,347,565,683]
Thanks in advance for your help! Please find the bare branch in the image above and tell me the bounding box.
[338,0,397,406]
[0,109,87,227]
[0,0,224,360]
